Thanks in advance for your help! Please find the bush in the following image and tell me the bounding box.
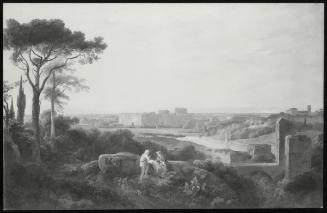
[184,176,207,198]
[284,171,318,194]
[8,121,34,161]
[311,134,323,171]
[193,160,260,207]
[95,130,143,156]
[169,145,205,161]
[4,162,55,209]
[40,143,60,164]
[53,128,146,162]
[231,126,274,140]
[40,110,80,138]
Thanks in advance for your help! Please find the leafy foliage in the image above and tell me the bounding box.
[3,81,20,127]
[4,19,107,59]
[8,121,34,161]
[41,110,79,137]
[184,176,207,197]
[311,134,323,171]
[193,159,260,207]
[284,171,319,194]
[4,19,107,161]
[169,145,206,161]
[43,70,89,113]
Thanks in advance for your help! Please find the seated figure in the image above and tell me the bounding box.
[154,151,168,177]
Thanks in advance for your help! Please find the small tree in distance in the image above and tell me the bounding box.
[3,81,19,128]
[3,19,107,161]
[16,76,26,125]
[43,68,89,141]
[9,98,15,124]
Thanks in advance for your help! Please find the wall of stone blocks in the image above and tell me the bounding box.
[285,134,312,180]
[276,118,293,165]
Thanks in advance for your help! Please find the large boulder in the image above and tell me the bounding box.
[98,152,140,176]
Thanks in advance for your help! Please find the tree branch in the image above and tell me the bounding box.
[61,88,67,94]
[31,48,43,61]
[43,46,54,62]
[39,54,81,92]
[29,49,39,67]
[45,55,58,62]
[18,52,35,90]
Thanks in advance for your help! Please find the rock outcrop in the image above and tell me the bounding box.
[98,152,140,176]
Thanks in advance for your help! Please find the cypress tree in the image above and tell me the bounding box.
[9,97,15,122]
[16,76,26,124]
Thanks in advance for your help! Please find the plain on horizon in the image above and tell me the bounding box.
[3,3,324,114]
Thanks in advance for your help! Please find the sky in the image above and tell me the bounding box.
[3,3,324,114]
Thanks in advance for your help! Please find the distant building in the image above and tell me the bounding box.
[286,108,298,116]
[174,108,188,114]
[313,108,323,116]
[118,107,192,128]
[158,110,170,115]
[118,113,143,127]
[142,112,159,127]
[285,105,311,117]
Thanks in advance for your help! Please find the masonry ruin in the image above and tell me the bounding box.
[284,134,312,180]
[230,118,312,181]
[276,117,293,165]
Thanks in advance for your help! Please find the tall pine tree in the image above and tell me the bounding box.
[9,97,15,122]
[16,76,26,125]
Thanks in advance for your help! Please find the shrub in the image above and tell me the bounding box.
[184,176,207,197]
[51,128,147,162]
[311,134,323,171]
[95,130,143,156]
[40,143,59,164]
[193,159,260,207]
[231,126,274,140]
[4,162,55,209]
[40,110,80,138]
[8,121,34,161]
[169,145,205,161]
[284,171,318,194]
[60,128,90,151]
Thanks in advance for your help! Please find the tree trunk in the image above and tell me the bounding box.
[50,71,56,141]
[4,109,10,129]
[32,90,41,162]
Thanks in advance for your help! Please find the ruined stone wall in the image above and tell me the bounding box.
[232,118,313,181]
[276,118,293,165]
[247,144,274,161]
[285,134,312,180]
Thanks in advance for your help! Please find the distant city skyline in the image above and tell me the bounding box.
[3,3,324,115]
[23,105,319,117]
